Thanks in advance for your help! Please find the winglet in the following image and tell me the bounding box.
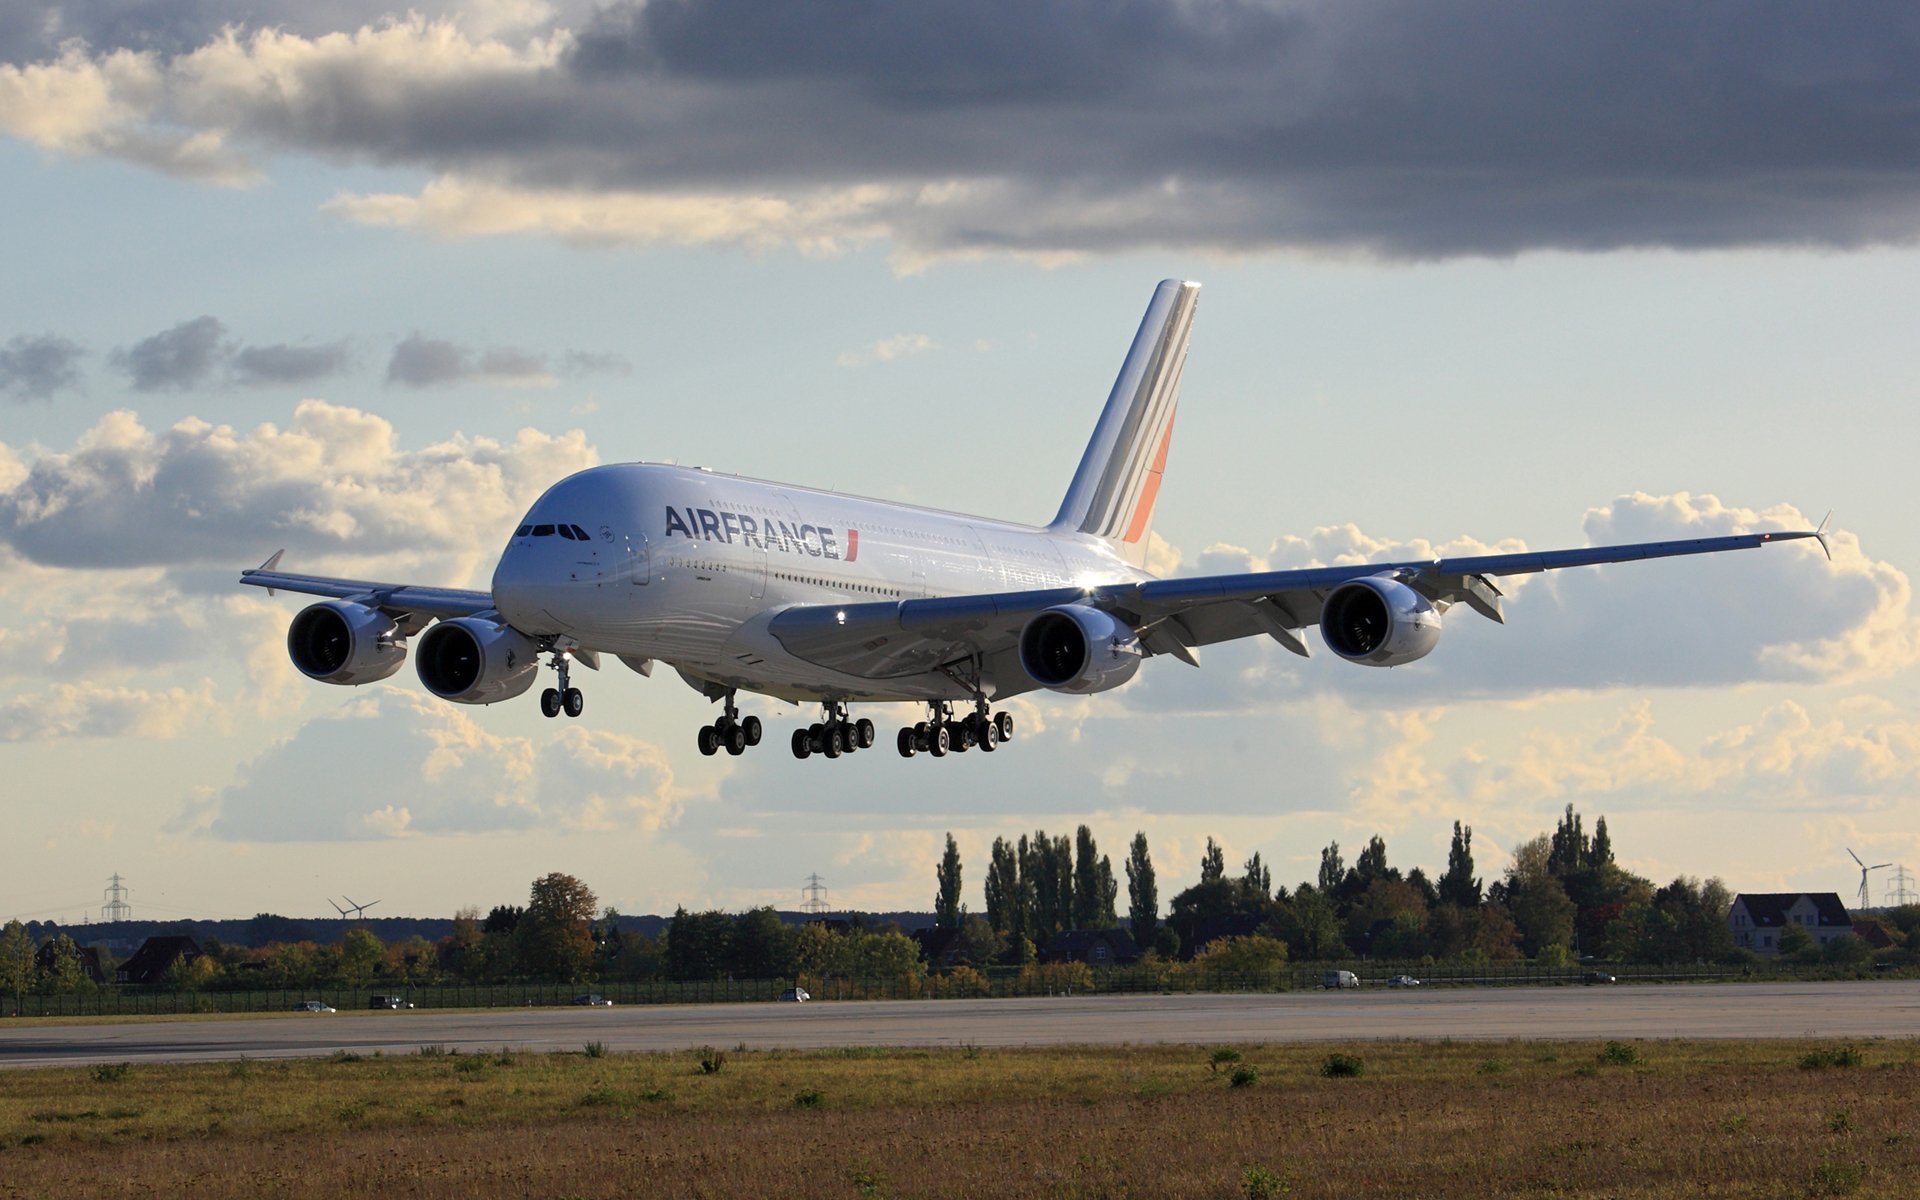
[249,549,286,596]
[1814,511,1834,562]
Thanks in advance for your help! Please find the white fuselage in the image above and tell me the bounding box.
[490,463,1149,703]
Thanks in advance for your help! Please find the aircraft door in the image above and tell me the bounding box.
[626,530,650,585]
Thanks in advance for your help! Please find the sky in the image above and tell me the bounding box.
[3,0,1918,925]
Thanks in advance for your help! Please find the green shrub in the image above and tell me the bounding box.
[1242,1163,1288,1199]
[1209,1048,1243,1073]
[583,1041,608,1059]
[1229,1067,1259,1089]
[697,1045,727,1075]
[1800,1045,1865,1070]
[1600,1041,1639,1066]
[793,1089,826,1109]
[1320,1053,1364,1078]
[91,1062,130,1083]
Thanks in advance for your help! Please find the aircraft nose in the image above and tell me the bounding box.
[491,544,561,630]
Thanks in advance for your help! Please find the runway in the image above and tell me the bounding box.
[2,981,1915,1069]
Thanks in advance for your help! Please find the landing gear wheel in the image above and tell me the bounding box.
[697,725,719,756]
[725,724,747,755]
[913,721,930,751]
[839,723,857,754]
[540,688,561,719]
[562,688,584,718]
[928,723,950,757]
[897,727,916,757]
[979,720,999,752]
[995,712,1014,742]
[855,718,876,749]
[822,728,842,759]
[791,728,812,759]
[948,720,970,752]
[742,715,762,747]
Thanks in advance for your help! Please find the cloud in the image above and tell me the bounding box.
[0,679,219,741]
[8,5,1920,263]
[836,333,935,368]
[194,688,681,841]
[111,315,227,391]
[231,341,352,385]
[386,334,628,388]
[0,401,597,576]
[0,333,85,400]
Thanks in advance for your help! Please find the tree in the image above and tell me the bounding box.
[665,908,735,980]
[1549,804,1589,876]
[1509,875,1576,957]
[0,920,34,1014]
[1590,816,1614,867]
[1777,922,1818,965]
[728,907,796,979]
[1175,934,1290,990]
[35,933,90,994]
[985,837,1018,936]
[1241,853,1272,901]
[1439,821,1482,907]
[1200,837,1227,884]
[1277,885,1346,961]
[1094,854,1118,927]
[1318,842,1345,894]
[1072,826,1103,929]
[338,927,386,985]
[955,914,1002,968]
[936,833,963,929]
[518,872,599,983]
[1126,832,1158,949]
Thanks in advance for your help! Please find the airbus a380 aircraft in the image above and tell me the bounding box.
[243,280,1828,762]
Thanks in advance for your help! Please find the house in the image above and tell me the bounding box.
[1851,920,1897,952]
[33,940,107,985]
[1728,893,1852,955]
[115,936,202,985]
[1040,927,1141,967]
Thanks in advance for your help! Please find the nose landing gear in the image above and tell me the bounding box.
[697,690,763,757]
[539,652,584,719]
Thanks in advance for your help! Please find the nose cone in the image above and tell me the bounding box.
[492,543,566,635]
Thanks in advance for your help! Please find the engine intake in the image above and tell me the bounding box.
[1018,605,1143,694]
[1319,576,1442,667]
[415,617,541,705]
[287,601,407,685]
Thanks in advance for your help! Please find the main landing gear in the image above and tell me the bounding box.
[790,701,877,761]
[539,652,584,719]
[697,690,763,757]
[896,701,1013,759]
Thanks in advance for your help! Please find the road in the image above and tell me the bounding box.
[2,981,1915,1068]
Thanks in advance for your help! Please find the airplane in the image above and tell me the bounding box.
[242,280,1830,762]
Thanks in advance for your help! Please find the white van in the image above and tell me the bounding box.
[1321,970,1359,989]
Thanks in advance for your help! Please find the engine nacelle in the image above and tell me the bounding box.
[1018,605,1144,694]
[287,601,408,685]
[415,617,542,705]
[1319,576,1442,667]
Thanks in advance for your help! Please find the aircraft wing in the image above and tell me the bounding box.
[239,558,495,623]
[767,527,1828,685]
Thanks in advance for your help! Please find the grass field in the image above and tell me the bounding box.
[2,1039,1915,1198]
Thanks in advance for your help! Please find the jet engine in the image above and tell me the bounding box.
[1018,605,1143,694]
[1318,576,1442,667]
[286,601,407,685]
[415,617,542,704]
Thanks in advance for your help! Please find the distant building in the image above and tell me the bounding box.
[1850,920,1897,952]
[33,940,107,986]
[1728,893,1852,955]
[115,936,202,985]
[1040,927,1141,967]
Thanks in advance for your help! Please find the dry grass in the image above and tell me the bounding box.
[1,1040,1915,1198]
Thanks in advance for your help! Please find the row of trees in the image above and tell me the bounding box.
[938,807,1920,969]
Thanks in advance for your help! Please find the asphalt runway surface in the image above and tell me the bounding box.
[2,981,1915,1069]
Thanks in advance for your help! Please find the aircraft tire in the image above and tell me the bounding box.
[563,688,584,718]
[540,688,561,719]
[929,724,949,757]
[791,729,811,759]
[979,721,999,752]
[855,718,876,749]
[897,727,915,757]
[743,716,762,746]
[725,724,747,755]
[697,726,719,756]
[822,729,842,759]
[995,712,1014,741]
[912,721,929,751]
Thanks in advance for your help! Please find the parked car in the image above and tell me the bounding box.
[292,1000,335,1013]
[1583,971,1617,985]
[1387,975,1422,988]
[780,987,811,1002]
[572,993,613,1006]
[1321,970,1359,989]
[368,994,414,1009]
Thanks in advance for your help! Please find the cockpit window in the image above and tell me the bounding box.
[571,525,592,541]
[532,524,555,536]
[516,525,531,537]
[558,525,578,540]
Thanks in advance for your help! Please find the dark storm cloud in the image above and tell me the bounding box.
[0,334,85,400]
[111,315,227,391]
[231,341,352,386]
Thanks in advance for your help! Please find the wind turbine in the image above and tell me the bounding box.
[1847,849,1891,909]
[330,896,382,921]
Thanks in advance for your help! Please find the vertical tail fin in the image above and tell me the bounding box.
[1049,279,1199,568]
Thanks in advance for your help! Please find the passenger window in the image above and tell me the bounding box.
[532,524,554,536]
